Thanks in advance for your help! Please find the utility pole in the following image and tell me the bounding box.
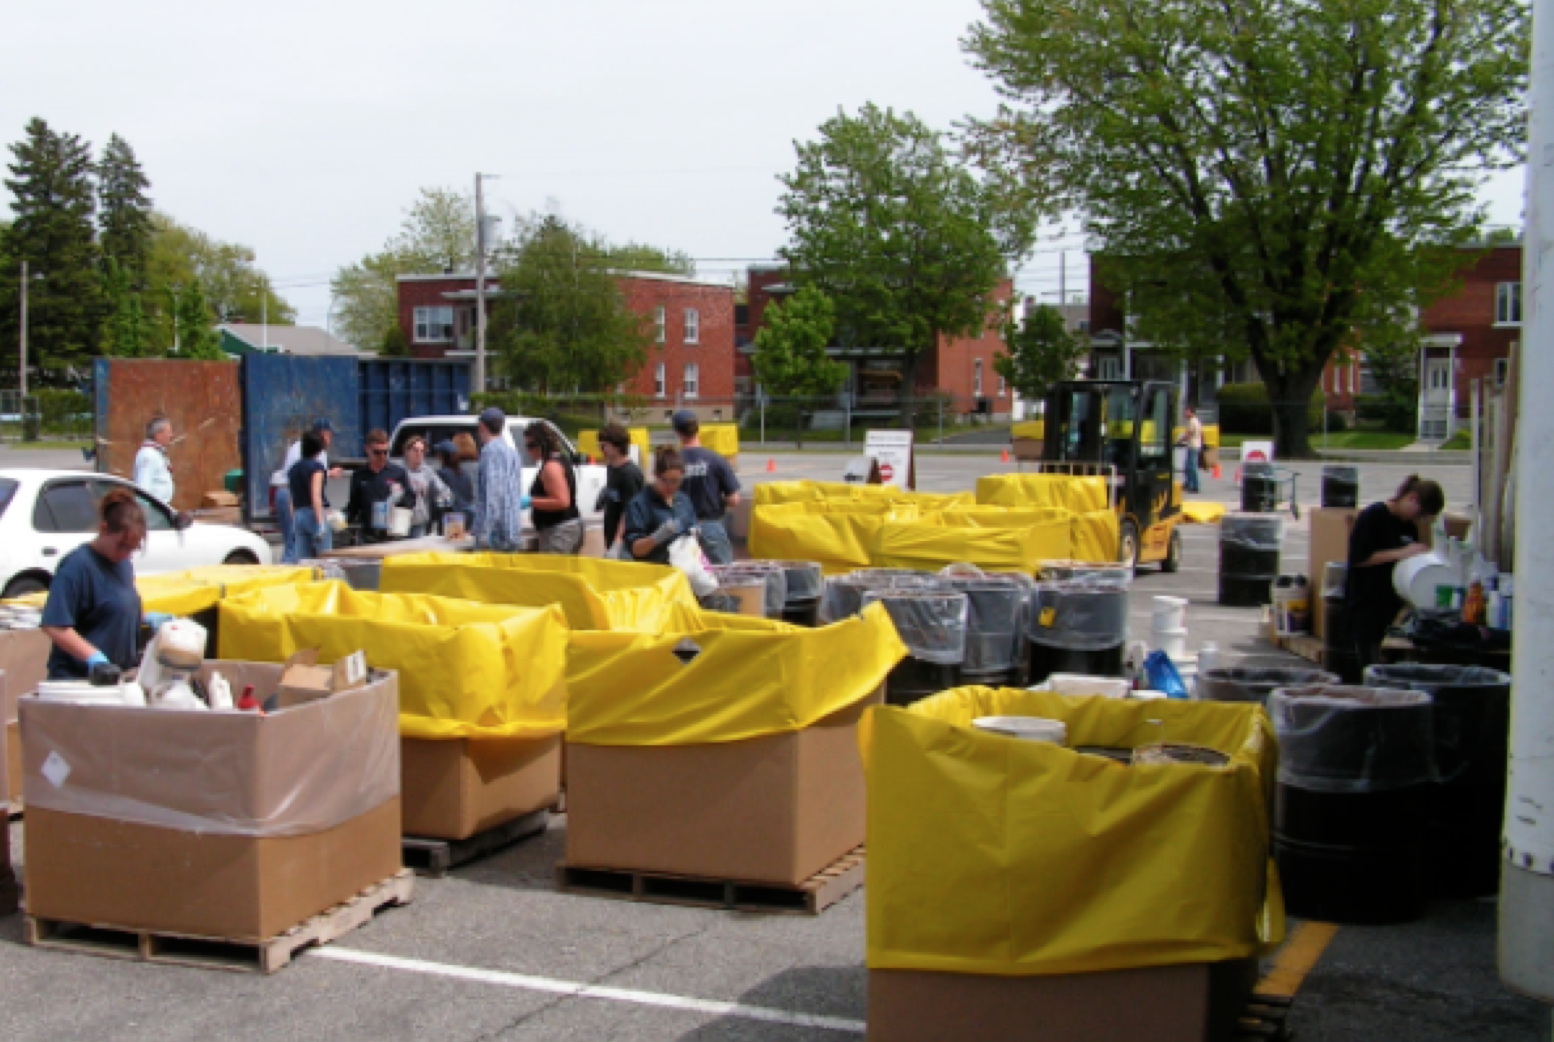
[475,172,488,393]
[1502,0,1554,1006]
[18,260,28,398]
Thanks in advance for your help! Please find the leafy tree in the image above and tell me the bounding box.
[966,0,1528,457]
[494,215,652,392]
[380,325,410,357]
[777,104,1026,395]
[604,242,695,277]
[752,287,846,395]
[174,278,225,360]
[330,251,403,352]
[146,214,294,331]
[0,118,104,376]
[102,259,151,358]
[98,134,154,290]
[994,302,1086,400]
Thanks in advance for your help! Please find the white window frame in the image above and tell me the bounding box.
[973,358,984,397]
[997,372,1007,397]
[1495,357,1510,387]
[413,306,454,343]
[1495,282,1522,326]
[684,308,699,344]
[654,362,666,398]
[654,306,666,344]
[683,362,700,400]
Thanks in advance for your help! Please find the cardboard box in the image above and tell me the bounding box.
[1012,437,1044,462]
[276,648,368,708]
[1307,508,1359,641]
[401,733,561,841]
[1422,510,1474,551]
[21,662,402,940]
[0,809,16,916]
[565,689,880,886]
[0,629,53,810]
[868,960,1256,1042]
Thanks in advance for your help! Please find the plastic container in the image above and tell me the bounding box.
[708,564,786,618]
[821,571,944,623]
[704,570,770,617]
[1321,465,1359,509]
[388,506,413,537]
[862,589,968,665]
[442,512,467,539]
[1219,514,1282,607]
[972,716,1067,744]
[1037,561,1133,586]
[1393,553,1456,610]
[1037,673,1132,699]
[943,576,1027,672]
[1151,595,1188,632]
[1154,628,1188,660]
[1272,576,1311,636]
[1241,462,1279,513]
[1199,666,1340,705]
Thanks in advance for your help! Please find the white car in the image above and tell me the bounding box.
[388,415,609,521]
[0,469,272,599]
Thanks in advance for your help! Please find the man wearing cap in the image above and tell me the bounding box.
[472,407,530,552]
[672,410,739,565]
[273,419,344,564]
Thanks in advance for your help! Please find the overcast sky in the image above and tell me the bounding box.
[1,0,1525,334]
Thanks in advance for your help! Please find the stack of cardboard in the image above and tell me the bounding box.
[0,629,53,813]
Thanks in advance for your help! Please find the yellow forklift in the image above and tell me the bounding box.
[1040,380,1185,572]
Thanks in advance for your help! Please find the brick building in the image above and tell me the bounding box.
[396,270,736,417]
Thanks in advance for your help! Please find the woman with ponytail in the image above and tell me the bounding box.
[1343,474,1446,671]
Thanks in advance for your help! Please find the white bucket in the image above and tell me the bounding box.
[1155,628,1188,660]
[973,716,1068,745]
[1393,553,1456,610]
[1040,673,1132,700]
[1131,690,1170,701]
[36,682,127,705]
[388,506,414,538]
[1151,596,1188,632]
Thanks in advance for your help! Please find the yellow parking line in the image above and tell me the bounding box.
[1258,921,1340,998]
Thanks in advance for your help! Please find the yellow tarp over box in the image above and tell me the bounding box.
[750,501,920,575]
[568,603,907,746]
[380,552,697,631]
[862,688,1283,977]
[873,517,1070,574]
[218,582,568,741]
[6,565,321,616]
[576,427,650,462]
[1011,420,1044,441]
[976,473,1110,513]
[1070,509,1121,562]
[700,424,740,459]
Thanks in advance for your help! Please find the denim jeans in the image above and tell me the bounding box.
[275,486,297,564]
[697,519,734,565]
[1183,448,1201,492]
[293,507,333,560]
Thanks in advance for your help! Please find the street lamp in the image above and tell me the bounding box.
[18,261,43,398]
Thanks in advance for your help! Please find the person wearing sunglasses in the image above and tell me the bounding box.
[524,422,584,555]
[345,429,417,543]
[624,447,699,565]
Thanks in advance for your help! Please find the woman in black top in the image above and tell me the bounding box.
[597,422,644,551]
[525,422,584,555]
[287,430,332,560]
[1343,474,1445,672]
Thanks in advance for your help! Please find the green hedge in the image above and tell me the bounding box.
[1355,394,1418,435]
[36,389,92,436]
[1215,383,1325,435]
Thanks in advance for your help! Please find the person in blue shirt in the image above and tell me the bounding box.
[40,488,173,680]
[624,447,700,566]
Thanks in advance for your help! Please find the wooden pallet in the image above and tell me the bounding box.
[557,845,866,916]
[402,809,550,878]
[24,869,414,974]
[1233,992,1293,1041]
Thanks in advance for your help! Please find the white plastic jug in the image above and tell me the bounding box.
[973,716,1068,745]
[388,507,414,538]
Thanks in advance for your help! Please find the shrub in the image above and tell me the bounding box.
[1354,394,1418,435]
[35,388,92,436]
[1215,382,1324,435]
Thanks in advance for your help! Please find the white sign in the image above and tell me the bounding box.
[1241,440,1275,465]
[865,430,915,491]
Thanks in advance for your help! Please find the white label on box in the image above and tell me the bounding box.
[342,651,367,685]
[41,751,71,789]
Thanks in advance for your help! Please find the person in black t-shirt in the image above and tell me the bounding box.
[346,429,417,544]
[671,410,740,564]
[597,423,644,551]
[1343,474,1445,670]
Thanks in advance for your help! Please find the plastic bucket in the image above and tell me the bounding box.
[1151,595,1188,631]
[1154,628,1188,660]
[1273,580,1311,636]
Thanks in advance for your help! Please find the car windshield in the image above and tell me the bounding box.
[0,479,17,520]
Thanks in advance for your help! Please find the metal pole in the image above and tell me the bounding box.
[475,172,488,395]
[18,260,27,398]
[1502,0,1554,1003]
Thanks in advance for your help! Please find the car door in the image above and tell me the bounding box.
[30,478,103,574]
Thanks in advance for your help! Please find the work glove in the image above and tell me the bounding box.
[84,650,109,670]
[651,519,683,546]
[521,495,532,510]
[144,612,174,633]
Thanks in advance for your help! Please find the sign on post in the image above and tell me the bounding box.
[865,430,915,491]
[1241,440,1275,465]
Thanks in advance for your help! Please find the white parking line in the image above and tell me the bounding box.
[309,947,868,1035]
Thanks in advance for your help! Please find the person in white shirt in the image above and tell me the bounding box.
[272,419,344,564]
[1177,405,1204,494]
[133,417,175,504]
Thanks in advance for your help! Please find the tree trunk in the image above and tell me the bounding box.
[1261,363,1324,459]
[900,348,926,431]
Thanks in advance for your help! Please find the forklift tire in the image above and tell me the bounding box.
[1160,527,1182,574]
[1118,520,1140,573]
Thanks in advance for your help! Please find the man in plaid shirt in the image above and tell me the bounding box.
[473,407,529,551]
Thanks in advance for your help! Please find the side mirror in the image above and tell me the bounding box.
[174,511,195,531]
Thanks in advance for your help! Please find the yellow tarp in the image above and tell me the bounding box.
[567,603,907,746]
[1011,420,1044,441]
[1182,501,1228,524]
[576,426,651,462]
[976,473,1110,513]
[6,565,321,615]
[1070,509,1121,562]
[873,517,1071,574]
[750,501,919,574]
[934,506,1069,528]
[380,552,697,631]
[700,424,740,459]
[218,582,568,740]
[862,688,1283,977]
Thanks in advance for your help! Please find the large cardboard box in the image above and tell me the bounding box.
[868,961,1256,1042]
[0,629,54,810]
[1307,508,1359,640]
[21,662,402,940]
[565,689,879,885]
[0,812,15,916]
[401,734,561,841]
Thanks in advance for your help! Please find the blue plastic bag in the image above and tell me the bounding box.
[1145,649,1190,699]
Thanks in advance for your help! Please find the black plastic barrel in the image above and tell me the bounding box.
[1322,465,1360,509]
[862,588,968,668]
[821,571,941,622]
[954,665,1025,690]
[1199,667,1339,706]
[1270,685,1434,924]
[780,599,822,627]
[944,577,1027,672]
[885,657,960,707]
[773,561,824,627]
[1025,581,1129,684]
[1028,641,1125,684]
[1241,463,1279,513]
[1219,514,1282,607]
[1365,664,1513,897]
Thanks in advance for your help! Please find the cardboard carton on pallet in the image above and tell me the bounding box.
[0,629,54,813]
[402,734,560,841]
[21,662,403,941]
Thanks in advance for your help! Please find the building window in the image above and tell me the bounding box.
[998,373,1007,397]
[684,308,699,344]
[1495,357,1510,386]
[1098,356,1124,380]
[654,306,666,344]
[654,362,666,398]
[683,363,699,399]
[973,358,984,397]
[413,306,453,343]
[1496,283,1522,326]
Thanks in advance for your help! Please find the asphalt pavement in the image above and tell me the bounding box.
[2,448,1548,1041]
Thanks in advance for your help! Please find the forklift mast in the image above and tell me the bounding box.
[1040,380,1181,524]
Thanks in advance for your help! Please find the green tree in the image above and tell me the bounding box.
[604,242,696,277]
[966,0,1528,457]
[102,259,151,358]
[146,214,294,339]
[494,215,653,392]
[0,118,104,377]
[380,325,410,358]
[777,104,1026,396]
[174,278,225,360]
[994,302,1085,400]
[97,134,153,290]
[752,287,846,395]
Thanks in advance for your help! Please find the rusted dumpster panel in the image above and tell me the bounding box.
[93,359,242,512]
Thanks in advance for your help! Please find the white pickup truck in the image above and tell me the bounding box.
[387,415,609,522]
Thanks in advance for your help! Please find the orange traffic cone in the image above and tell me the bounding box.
[1233,466,1241,484]
[1213,463,1222,480]
[766,458,776,473]
[1000,448,1011,464]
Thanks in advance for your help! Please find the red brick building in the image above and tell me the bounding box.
[396,271,736,417]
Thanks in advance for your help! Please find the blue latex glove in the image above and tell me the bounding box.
[144,612,174,633]
[84,651,109,670]
[521,495,532,510]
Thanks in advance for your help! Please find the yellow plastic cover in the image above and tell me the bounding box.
[750,501,917,574]
[861,688,1284,977]
[577,426,651,462]
[1070,509,1121,562]
[380,552,697,631]
[136,565,321,616]
[218,581,568,740]
[934,506,1069,528]
[1011,420,1044,441]
[699,423,740,458]
[567,603,907,746]
[976,473,1109,513]
[873,518,1070,575]
[1182,501,1227,525]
